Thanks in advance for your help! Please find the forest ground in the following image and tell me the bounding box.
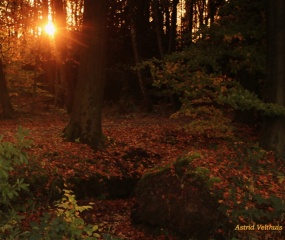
[1,100,285,239]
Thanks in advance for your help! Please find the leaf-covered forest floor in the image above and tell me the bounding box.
[1,102,285,239]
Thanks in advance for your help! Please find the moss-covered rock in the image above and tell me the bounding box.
[132,153,227,239]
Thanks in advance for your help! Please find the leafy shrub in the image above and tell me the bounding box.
[0,126,31,238]
[0,127,104,240]
[137,0,282,138]
[22,188,100,240]
[218,144,285,239]
[139,50,285,138]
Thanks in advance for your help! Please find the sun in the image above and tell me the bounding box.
[44,22,56,36]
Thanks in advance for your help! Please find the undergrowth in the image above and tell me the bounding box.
[1,126,284,240]
[0,127,113,240]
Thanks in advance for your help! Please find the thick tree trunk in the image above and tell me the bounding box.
[63,0,108,149]
[261,0,285,158]
[0,59,15,119]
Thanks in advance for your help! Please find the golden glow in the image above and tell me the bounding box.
[44,22,56,36]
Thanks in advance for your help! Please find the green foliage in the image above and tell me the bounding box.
[174,153,200,177]
[140,55,235,138]
[207,0,266,76]
[136,0,278,138]
[174,153,221,189]
[218,83,285,117]
[0,126,31,238]
[101,233,122,240]
[23,188,100,240]
[224,186,284,237]
[139,47,285,138]
[229,142,268,173]
[174,147,284,239]
[192,167,222,189]
[0,128,105,240]
[218,144,284,239]
[1,30,41,93]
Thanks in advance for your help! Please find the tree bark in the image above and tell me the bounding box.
[63,0,108,149]
[53,0,73,112]
[164,0,171,43]
[197,0,206,29]
[184,0,194,45]
[168,0,179,53]
[261,0,285,158]
[152,0,165,58]
[129,0,152,111]
[0,58,15,119]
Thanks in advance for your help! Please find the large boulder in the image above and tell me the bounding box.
[132,153,227,239]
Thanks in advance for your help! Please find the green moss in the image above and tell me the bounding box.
[174,153,200,177]
[140,163,172,182]
[138,153,206,194]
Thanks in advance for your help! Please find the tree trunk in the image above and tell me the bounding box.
[152,0,165,58]
[0,58,15,119]
[129,0,152,111]
[136,0,151,57]
[184,0,194,45]
[63,0,108,149]
[261,0,285,158]
[53,0,70,111]
[197,0,206,29]
[164,0,171,43]
[168,0,179,53]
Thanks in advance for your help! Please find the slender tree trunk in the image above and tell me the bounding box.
[41,0,56,98]
[197,0,206,29]
[0,58,15,118]
[168,0,179,53]
[137,0,151,55]
[63,0,108,149]
[54,0,71,111]
[164,0,170,37]
[261,0,285,158]
[152,0,165,58]
[207,0,214,26]
[185,0,194,44]
[129,0,152,111]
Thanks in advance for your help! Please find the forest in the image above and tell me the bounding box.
[0,0,284,239]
